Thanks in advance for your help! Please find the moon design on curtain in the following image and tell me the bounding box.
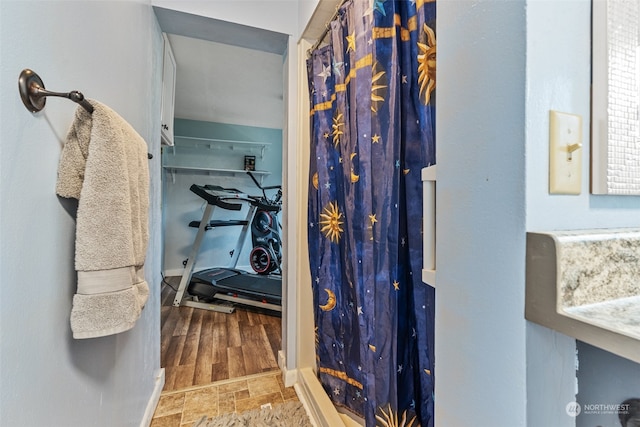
[307,0,436,426]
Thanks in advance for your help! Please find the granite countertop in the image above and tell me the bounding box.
[563,295,640,340]
[555,229,640,308]
[526,229,640,364]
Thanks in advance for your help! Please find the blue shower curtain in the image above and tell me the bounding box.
[306,0,436,426]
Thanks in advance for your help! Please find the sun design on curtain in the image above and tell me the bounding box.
[371,62,387,112]
[319,201,344,243]
[377,404,418,427]
[332,112,345,147]
[417,23,437,105]
[307,0,436,426]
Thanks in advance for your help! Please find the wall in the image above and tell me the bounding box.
[436,1,528,425]
[163,119,283,275]
[298,0,320,36]
[525,1,640,426]
[0,1,163,426]
[166,33,286,129]
[151,0,298,37]
[575,342,640,427]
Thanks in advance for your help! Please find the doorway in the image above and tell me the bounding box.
[155,8,289,392]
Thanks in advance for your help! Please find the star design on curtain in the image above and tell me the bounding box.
[317,64,331,83]
[332,58,344,77]
[373,0,387,16]
[346,32,356,52]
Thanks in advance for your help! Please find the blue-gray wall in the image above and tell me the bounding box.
[162,119,283,274]
[525,1,640,427]
[0,1,163,425]
[576,342,640,427]
[436,1,527,424]
[437,0,640,426]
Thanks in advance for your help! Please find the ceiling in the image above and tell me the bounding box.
[154,7,288,129]
[300,0,342,48]
[154,7,289,55]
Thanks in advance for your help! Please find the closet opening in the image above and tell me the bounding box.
[154,7,290,392]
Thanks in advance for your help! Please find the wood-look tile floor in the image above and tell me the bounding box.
[160,277,282,392]
[150,371,299,427]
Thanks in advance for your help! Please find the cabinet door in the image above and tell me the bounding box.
[161,33,176,146]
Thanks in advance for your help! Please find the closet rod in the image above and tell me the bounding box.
[19,69,93,114]
[307,0,348,56]
[18,69,153,159]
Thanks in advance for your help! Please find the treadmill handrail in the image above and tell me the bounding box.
[190,184,243,211]
[247,196,281,212]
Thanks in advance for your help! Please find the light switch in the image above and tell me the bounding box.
[549,110,582,195]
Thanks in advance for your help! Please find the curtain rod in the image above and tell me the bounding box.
[307,0,347,56]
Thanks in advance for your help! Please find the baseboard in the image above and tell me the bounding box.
[337,407,365,426]
[278,350,298,387]
[140,368,165,427]
[164,268,184,277]
[295,367,345,427]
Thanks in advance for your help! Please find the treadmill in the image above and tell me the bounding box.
[172,183,281,314]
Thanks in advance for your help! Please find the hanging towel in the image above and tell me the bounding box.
[56,100,150,339]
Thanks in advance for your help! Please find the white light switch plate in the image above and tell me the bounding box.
[549,110,582,195]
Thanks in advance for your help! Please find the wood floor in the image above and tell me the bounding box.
[161,277,282,392]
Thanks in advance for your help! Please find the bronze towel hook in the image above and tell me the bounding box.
[19,69,93,114]
[18,69,153,159]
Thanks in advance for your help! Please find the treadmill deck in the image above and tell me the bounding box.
[190,268,281,305]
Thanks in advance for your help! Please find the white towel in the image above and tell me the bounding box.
[56,100,150,339]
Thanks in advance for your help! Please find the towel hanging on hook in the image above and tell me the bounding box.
[18,69,153,159]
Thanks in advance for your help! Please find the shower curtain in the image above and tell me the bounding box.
[306,0,436,426]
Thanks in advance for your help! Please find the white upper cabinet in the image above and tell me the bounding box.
[160,33,176,146]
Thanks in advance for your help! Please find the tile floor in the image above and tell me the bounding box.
[150,370,299,427]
